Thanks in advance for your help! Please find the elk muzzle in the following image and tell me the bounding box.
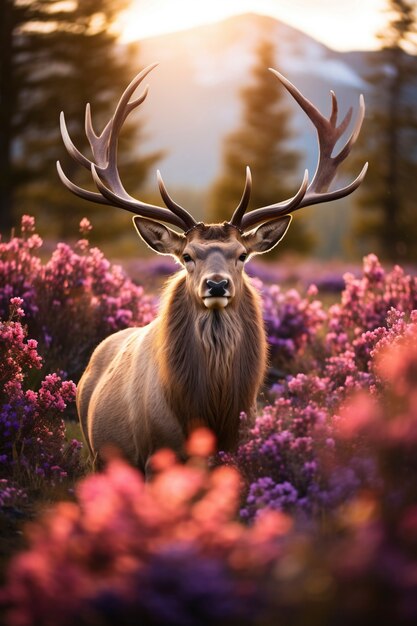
[202,277,232,309]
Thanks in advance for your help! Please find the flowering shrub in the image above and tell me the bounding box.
[326,253,417,357]
[0,298,80,488]
[261,282,326,372]
[220,401,330,519]
[260,254,417,383]
[3,214,417,625]
[4,317,417,626]
[323,320,417,624]
[0,480,28,510]
[228,310,417,523]
[226,256,417,523]
[0,216,155,379]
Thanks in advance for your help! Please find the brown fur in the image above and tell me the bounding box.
[156,272,266,450]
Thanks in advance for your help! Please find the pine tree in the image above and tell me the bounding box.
[209,39,314,254]
[353,0,417,261]
[0,1,161,236]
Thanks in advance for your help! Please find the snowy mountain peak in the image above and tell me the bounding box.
[132,12,369,188]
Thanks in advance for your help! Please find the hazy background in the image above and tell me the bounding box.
[1,0,416,265]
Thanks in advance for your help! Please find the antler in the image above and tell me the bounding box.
[57,64,197,231]
[230,69,368,231]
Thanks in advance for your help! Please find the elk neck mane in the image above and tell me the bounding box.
[155,270,267,450]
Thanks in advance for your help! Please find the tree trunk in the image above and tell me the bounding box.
[383,50,404,260]
[0,0,15,235]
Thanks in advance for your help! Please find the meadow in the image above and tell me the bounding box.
[1,215,417,625]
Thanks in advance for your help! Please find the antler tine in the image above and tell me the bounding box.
[332,94,365,166]
[229,166,252,228]
[90,64,158,200]
[59,111,92,170]
[269,68,367,206]
[91,66,196,227]
[57,63,198,231]
[157,170,197,230]
[240,169,309,231]
[59,73,152,176]
[57,160,113,206]
[84,84,150,168]
[235,69,367,231]
[85,104,112,168]
[58,158,187,228]
[291,97,367,211]
[90,164,187,228]
[299,161,369,207]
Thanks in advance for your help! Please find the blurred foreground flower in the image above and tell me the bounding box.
[4,376,417,626]
[2,433,290,626]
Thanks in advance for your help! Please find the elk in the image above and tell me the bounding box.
[57,64,367,473]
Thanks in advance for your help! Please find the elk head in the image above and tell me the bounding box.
[57,63,367,312]
[131,217,292,310]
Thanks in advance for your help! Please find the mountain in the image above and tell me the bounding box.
[127,13,373,257]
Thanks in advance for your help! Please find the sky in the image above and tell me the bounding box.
[119,0,388,51]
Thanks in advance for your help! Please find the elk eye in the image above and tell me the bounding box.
[239,253,248,262]
[182,253,192,263]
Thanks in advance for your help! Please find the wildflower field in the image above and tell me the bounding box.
[1,216,417,625]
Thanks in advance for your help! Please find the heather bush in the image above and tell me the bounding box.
[262,254,417,381]
[0,480,28,511]
[0,216,155,380]
[261,281,326,373]
[223,385,375,521]
[3,219,410,388]
[4,323,417,625]
[322,320,417,624]
[221,401,331,519]
[231,310,417,522]
[326,254,417,357]
[261,253,417,381]
[1,243,417,623]
[0,298,80,490]
[228,257,417,522]
[2,213,417,624]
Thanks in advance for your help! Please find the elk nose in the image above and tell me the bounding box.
[206,279,228,297]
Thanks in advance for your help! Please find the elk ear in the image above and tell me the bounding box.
[242,216,292,255]
[133,216,185,256]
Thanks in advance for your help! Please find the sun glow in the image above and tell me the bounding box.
[119,0,387,51]
[119,0,242,42]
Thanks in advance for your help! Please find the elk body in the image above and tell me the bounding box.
[58,64,367,472]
